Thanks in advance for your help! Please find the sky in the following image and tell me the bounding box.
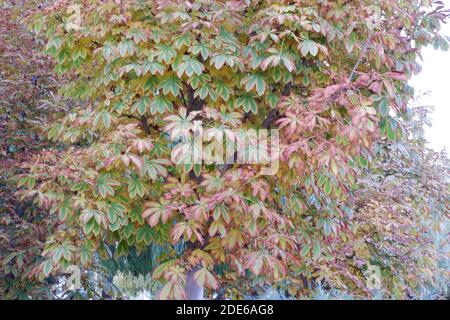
[409,22,450,153]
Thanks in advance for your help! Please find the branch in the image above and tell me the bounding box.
[120,114,159,135]
[261,82,292,130]
[185,83,205,112]
[262,108,278,129]
[349,31,374,82]
[140,115,150,135]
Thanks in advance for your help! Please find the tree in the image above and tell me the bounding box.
[336,104,449,299]
[0,0,62,299]
[17,0,449,299]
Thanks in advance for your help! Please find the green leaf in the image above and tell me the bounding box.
[131,96,150,115]
[176,56,204,78]
[128,177,147,198]
[143,60,165,76]
[323,178,332,196]
[313,240,321,259]
[317,174,327,188]
[190,42,210,60]
[116,240,129,258]
[53,247,64,263]
[235,94,258,114]
[71,182,89,192]
[108,202,125,224]
[378,98,389,117]
[357,156,369,168]
[130,205,145,224]
[195,84,217,101]
[387,119,398,141]
[216,81,232,101]
[59,199,72,221]
[300,39,318,56]
[301,243,311,257]
[84,218,96,235]
[242,73,267,96]
[43,260,53,277]
[93,111,112,128]
[267,92,279,108]
[150,95,173,114]
[173,33,192,49]
[122,222,136,238]
[80,246,91,266]
[118,39,136,57]
[95,175,118,198]
[159,76,182,97]
[136,226,153,245]
[155,44,177,64]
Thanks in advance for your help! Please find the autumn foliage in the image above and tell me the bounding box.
[1,0,449,299]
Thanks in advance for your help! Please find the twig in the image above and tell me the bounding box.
[349,31,374,82]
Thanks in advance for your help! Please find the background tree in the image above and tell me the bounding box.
[13,0,449,299]
[0,0,62,299]
[336,103,449,299]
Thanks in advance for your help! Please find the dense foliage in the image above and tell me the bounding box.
[1,0,449,299]
[338,104,449,299]
[0,0,63,299]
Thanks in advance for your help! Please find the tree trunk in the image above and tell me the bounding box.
[185,267,204,300]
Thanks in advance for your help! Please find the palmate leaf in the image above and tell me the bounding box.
[176,55,204,78]
[241,73,267,96]
[195,84,217,101]
[235,93,258,114]
[266,92,280,108]
[131,96,150,115]
[213,204,230,223]
[95,174,119,198]
[142,201,175,227]
[93,111,112,128]
[108,202,126,224]
[126,28,148,44]
[188,73,210,90]
[117,39,136,57]
[141,157,171,180]
[59,198,72,221]
[127,177,148,198]
[130,205,145,224]
[194,267,218,289]
[210,54,237,69]
[154,43,177,64]
[150,140,171,158]
[215,81,232,101]
[299,39,319,57]
[159,76,182,97]
[150,95,173,114]
[173,33,193,49]
[121,222,136,239]
[116,240,129,258]
[142,60,166,76]
[260,49,296,72]
[136,225,153,245]
[189,42,210,60]
[171,220,204,243]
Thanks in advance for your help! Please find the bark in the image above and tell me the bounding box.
[140,115,149,135]
[181,85,209,300]
[185,266,204,300]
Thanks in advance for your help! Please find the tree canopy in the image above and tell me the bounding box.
[1,0,449,300]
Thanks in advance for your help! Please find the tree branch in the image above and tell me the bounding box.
[349,31,374,82]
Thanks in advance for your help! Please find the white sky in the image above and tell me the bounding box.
[409,22,450,153]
